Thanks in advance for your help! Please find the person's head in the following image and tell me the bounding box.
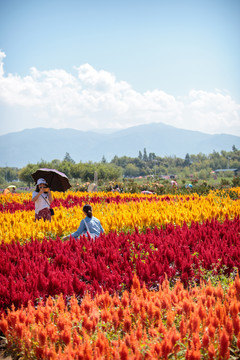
[83,204,92,218]
[36,178,48,192]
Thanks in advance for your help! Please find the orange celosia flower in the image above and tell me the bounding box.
[219,329,230,359]
[182,299,192,316]
[153,342,161,356]
[188,348,201,360]
[0,318,8,334]
[121,291,129,308]
[208,343,216,359]
[112,310,120,330]
[166,310,175,328]
[101,309,112,324]
[61,327,71,345]
[123,315,132,333]
[202,331,209,348]
[180,318,187,340]
[95,333,108,356]
[225,318,233,340]
[38,328,47,346]
[197,303,206,321]
[119,342,129,360]
[232,316,240,336]
[136,323,143,341]
[208,323,216,339]
[161,337,172,359]
[190,313,200,334]
[132,273,141,292]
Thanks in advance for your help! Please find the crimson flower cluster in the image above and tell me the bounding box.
[0,217,239,312]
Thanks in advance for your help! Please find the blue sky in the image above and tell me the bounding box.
[0,0,239,136]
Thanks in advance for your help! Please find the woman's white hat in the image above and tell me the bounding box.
[37,178,47,186]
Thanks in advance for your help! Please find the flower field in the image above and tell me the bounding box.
[0,188,240,359]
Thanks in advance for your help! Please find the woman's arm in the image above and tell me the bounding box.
[71,219,86,238]
[62,219,86,241]
[32,188,44,202]
[99,222,104,234]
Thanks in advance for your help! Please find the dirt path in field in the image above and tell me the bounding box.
[0,338,12,360]
[0,355,12,360]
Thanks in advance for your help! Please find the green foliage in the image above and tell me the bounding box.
[63,152,75,164]
[18,164,38,186]
[232,176,240,187]
[1,147,239,189]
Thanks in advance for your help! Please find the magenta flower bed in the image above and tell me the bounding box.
[0,217,239,311]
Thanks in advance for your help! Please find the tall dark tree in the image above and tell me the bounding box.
[143,148,148,162]
[138,151,143,160]
[101,155,107,163]
[63,152,75,164]
[184,153,191,166]
[149,152,156,161]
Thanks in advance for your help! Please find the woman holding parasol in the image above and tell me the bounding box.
[32,178,53,221]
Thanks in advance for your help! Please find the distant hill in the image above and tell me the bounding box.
[0,123,239,167]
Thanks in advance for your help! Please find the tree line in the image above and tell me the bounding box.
[0,146,239,187]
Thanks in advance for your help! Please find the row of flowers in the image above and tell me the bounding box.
[1,187,240,212]
[1,274,240,359]
[0,217,239,311]
[1,190,240,244]
[0,192,175,213]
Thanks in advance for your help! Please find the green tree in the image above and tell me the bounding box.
[63,152,75,164]
[18,164,38,186]
[138,151,143,160]
[143,148,148,162]
[124,164,139,177]
[101,155,107,163]
[149,152,156,161]
[184,153,191,166]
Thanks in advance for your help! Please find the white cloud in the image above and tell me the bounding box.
[0,51,239,136]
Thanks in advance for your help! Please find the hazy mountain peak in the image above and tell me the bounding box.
[0,123,239,167]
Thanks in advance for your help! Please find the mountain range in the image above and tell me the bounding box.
[0,123,239,168]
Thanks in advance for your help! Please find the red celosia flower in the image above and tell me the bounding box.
[232,315,240,335]
[0,318,8,334]
[219,329,230,359]
[121,291,129,308]
[161,337,172,359]
[208,343,215,359]
[112,311,119,330]
[180,318,187,339]
[61,327,71,345]
[135,323,142,341]
[119,342,129,360]
[202,331,209,348]
[38,328,46,346]
[225,318,233,340]
[95,333,107,355]
[153,342,161,356]
[230,301,239,318]
[123,315,131,333]
[166,310,175,328]
[188,348,201,360]
[198,303,206,320]
[208,324,216,339]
